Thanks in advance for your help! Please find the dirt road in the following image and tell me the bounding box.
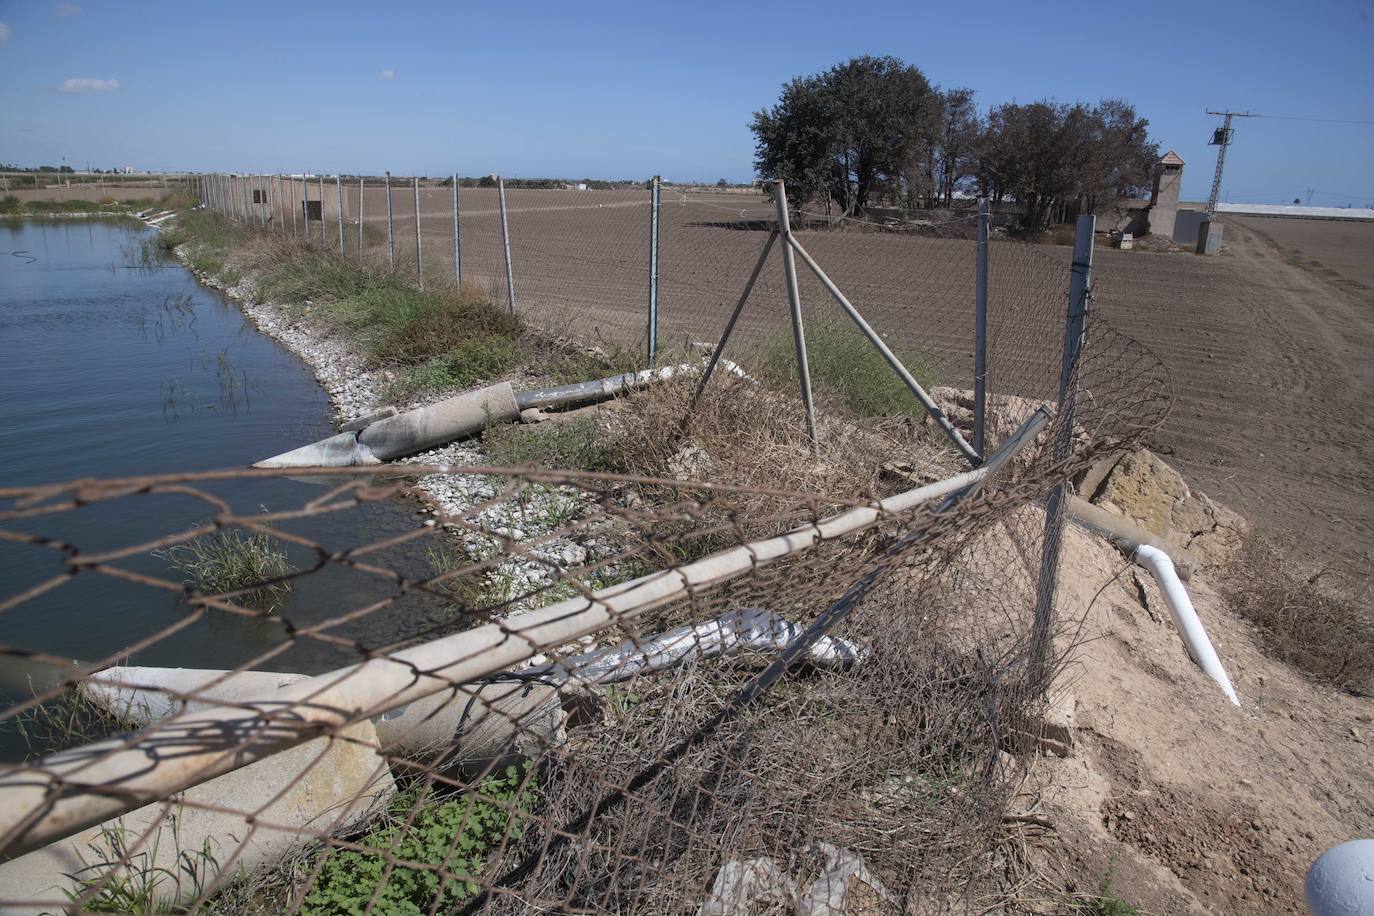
[1090,217,1374,570]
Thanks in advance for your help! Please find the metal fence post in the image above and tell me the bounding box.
[336,176,345,254]
[274,175,283,233]
[772,179,818,445]
[290,174,299,239]
[973,198,990,457]
[498,176,516,313]
[413,176,423,289]
[385,171,395,271]
[358,176,365,259]
[318,175,326,246]
[258,175,266,229]
[648,174,661,364]
[452,173,461,287]
[1028,213,1095,696]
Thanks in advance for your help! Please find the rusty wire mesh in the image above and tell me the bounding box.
[0,288,1169,912]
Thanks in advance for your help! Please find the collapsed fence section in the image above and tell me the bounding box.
[0,314,1168,910]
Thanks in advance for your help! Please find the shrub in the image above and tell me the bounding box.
[362,285,523,366]
[1222,537,1374,693]
[156,527,295,613]
[302,764,536,915]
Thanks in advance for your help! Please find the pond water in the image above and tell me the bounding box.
[0,219,454,760]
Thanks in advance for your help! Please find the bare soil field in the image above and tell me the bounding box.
[1228,214,1374,293]
[1091,217,1374,571]
[308,187,1374,570]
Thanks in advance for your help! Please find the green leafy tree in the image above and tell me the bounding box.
[751,55,939,215]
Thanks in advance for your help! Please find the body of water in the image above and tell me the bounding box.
[0,219,451,759]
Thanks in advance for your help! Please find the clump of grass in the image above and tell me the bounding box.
[11,687,126,760]
[65,823,216,914]
[301,764,537,914]
[1222,537,1374,693]
[759,325,938,419]
[384,335,525,400]
[156,527,296,613]
[484,416,612,470]
[360,284,523,367]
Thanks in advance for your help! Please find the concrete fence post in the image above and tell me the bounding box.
[648,174,661,364]
[498,176,516,313]
[385,171,395,271]
[1029,213,1095,696]
[973,198,990,457]
[772,179,818,446]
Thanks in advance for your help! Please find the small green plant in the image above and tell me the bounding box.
[64,821,216,914]
[156,526,295,612]
[384,336,525,400]
[301,764,537,915]
[11,687,125,759]
[1077,862,1140,916]
[484,417,613,471]
[760,325,938,419]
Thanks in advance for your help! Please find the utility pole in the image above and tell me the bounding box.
[1205,110,1259,215]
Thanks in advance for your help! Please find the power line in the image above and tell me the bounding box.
[1252,114,1374,126]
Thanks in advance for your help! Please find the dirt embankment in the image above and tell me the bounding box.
[1028,448,1373,915]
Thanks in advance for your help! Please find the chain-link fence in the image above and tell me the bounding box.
[0,173,1172,913]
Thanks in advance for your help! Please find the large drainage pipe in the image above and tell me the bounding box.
[1133,544,1240,706]
[255,365,726,468]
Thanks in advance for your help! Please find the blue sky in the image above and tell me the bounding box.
[1,0,1371,205]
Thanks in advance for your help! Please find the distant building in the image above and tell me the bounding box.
[1114,150,1184,239]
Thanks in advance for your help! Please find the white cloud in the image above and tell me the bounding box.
[56,3,81,17]
[58,77,120,93]
[378,68,396,80]
[0,22,11,46]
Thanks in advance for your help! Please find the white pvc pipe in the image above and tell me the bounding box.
[1133,544,1240,706]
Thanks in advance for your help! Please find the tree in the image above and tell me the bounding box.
[751,56,939,214]
[975,99,1158,231]
[932,87,980,206]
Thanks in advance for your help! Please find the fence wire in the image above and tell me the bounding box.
[0,293,1169,912]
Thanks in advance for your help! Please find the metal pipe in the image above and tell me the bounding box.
[648,175,661,363]
[336,175,344,254]
[290,174,298,238]
[1029,213,1095,695]
[385,171,394,271]
[357,176,365,259]
[413,175,423,289]
[452,172,461,286]
[0,408,1050,859]
[973,198,989,457]
[687,229,777,415]
[786,233,981,465]
[772,180,817,445]
[257,175,265,229]
[498,176,516,312]
[318,174,326,246]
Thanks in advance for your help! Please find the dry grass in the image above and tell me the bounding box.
[1222,537,1374,694]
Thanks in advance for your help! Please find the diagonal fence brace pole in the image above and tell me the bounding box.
[684,228,778,419]
[785,234,983,467]
[772,180,818,446]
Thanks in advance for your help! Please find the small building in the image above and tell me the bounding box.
[1148,150,1184,239]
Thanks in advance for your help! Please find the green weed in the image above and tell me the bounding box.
[384,336,525,400]
[301,764,537,915]
[760,325,938,419]
[156,526,295,613]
